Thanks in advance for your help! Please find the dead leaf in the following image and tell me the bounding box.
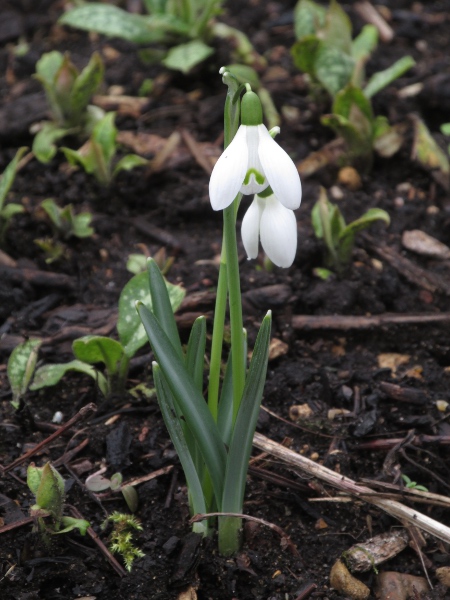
[378,353,411,375]
[402,230,450,260]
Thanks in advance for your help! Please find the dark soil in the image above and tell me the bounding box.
[1,1,450,599]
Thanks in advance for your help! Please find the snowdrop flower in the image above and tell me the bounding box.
[241,188,297,268]
[209,90,302,212]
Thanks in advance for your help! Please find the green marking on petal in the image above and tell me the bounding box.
[243,168,265,186]
[257,186,273,198]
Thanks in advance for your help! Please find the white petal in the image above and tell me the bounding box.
[260,195,297,268]
[241,197,263,259]
[209,126,248,211]
[257,125,302,210]
[240,126,267,195]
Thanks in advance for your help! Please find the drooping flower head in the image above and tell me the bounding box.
[209,84,302,268]
[209,89,302,212]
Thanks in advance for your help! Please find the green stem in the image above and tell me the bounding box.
[207,236,227,421]
[223,203,245,423]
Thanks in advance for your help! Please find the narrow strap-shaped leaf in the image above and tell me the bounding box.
[184,315,207,482]
[153,364,207,533]
[147,258,183,360]
[185,316,206,391]
[222,311,271,512]
[218,312,271,556]
[218,330,247,447]
[137,303,226,501]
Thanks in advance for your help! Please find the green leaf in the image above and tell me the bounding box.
[113,154,148,178]
[27,463,44,496]
[314,44,354,97]
[147,258,183,360]
[110,473,123,490]
[30,359,108,397]
[35,51,64,88]
[0,147,27,211]
[137,303,226,503]
[7,338,42,408]
[59,4,168,44]
[72,335,125,376]
[126,253,147,275]
[291,36,321,78]
[412,117,450,175]
[333,84,373,123]
[373,116,405,158]
[185,316,207,391]
[364,56,415,98]
[118,271,185,359]
[2,203,24,221]
[162,40,214,74]
[70,52,104,123]
[338,208,390,265]
[59,516,90,535]
[440,123,450,136]
[33,123,70,163]
[34,52,66,120]
[85,473,112,492]
[153,364,207,531]
[219,311,272,556]
[293,0,326,40]
[351,24,378,61]
[121,485,139,513]
[92,111,117,166]
[41,198,63,230]
[324,0,352,54]
[225,64,261,89]
[70,211,94,238]
[35,463,65,519]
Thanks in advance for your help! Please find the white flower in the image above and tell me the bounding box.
[209,124,302,212]
[241,193,297,268]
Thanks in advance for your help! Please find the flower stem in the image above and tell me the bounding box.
[223,203,245,422]
[207,236,227,421]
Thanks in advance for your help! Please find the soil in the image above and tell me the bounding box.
[1,1,450,599]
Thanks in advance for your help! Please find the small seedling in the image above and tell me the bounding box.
[85,470,139,513]
[40,198,94,240]
[104,512,144,572]
[311,187,390,275]
[127,246,174,276]
[32,51,105,163]
[27,462,89,544]
[401,474,428,492]
[62,112,148,186]
[7,268,185,399]
[291,0,414,170]
[0,147,28,243]
[59,1,263,75]
[7,338,42,409]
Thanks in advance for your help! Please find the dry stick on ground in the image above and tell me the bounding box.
[253,433,450,545]
[1,404,97,475]
[291,312,450,331]
[354,1,394,42]
[364,234,450,296]
[67,505,127,578]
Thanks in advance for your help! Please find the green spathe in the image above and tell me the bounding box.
[241,91,263,126]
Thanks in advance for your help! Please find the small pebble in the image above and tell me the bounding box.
[330,185,344,200]
[375,571,429,600]
[436,566,450,587]
[338,167,362,191]
[52,411,63,424]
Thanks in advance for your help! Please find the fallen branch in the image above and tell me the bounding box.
[253,433,450,544]
[292,312,450,331]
